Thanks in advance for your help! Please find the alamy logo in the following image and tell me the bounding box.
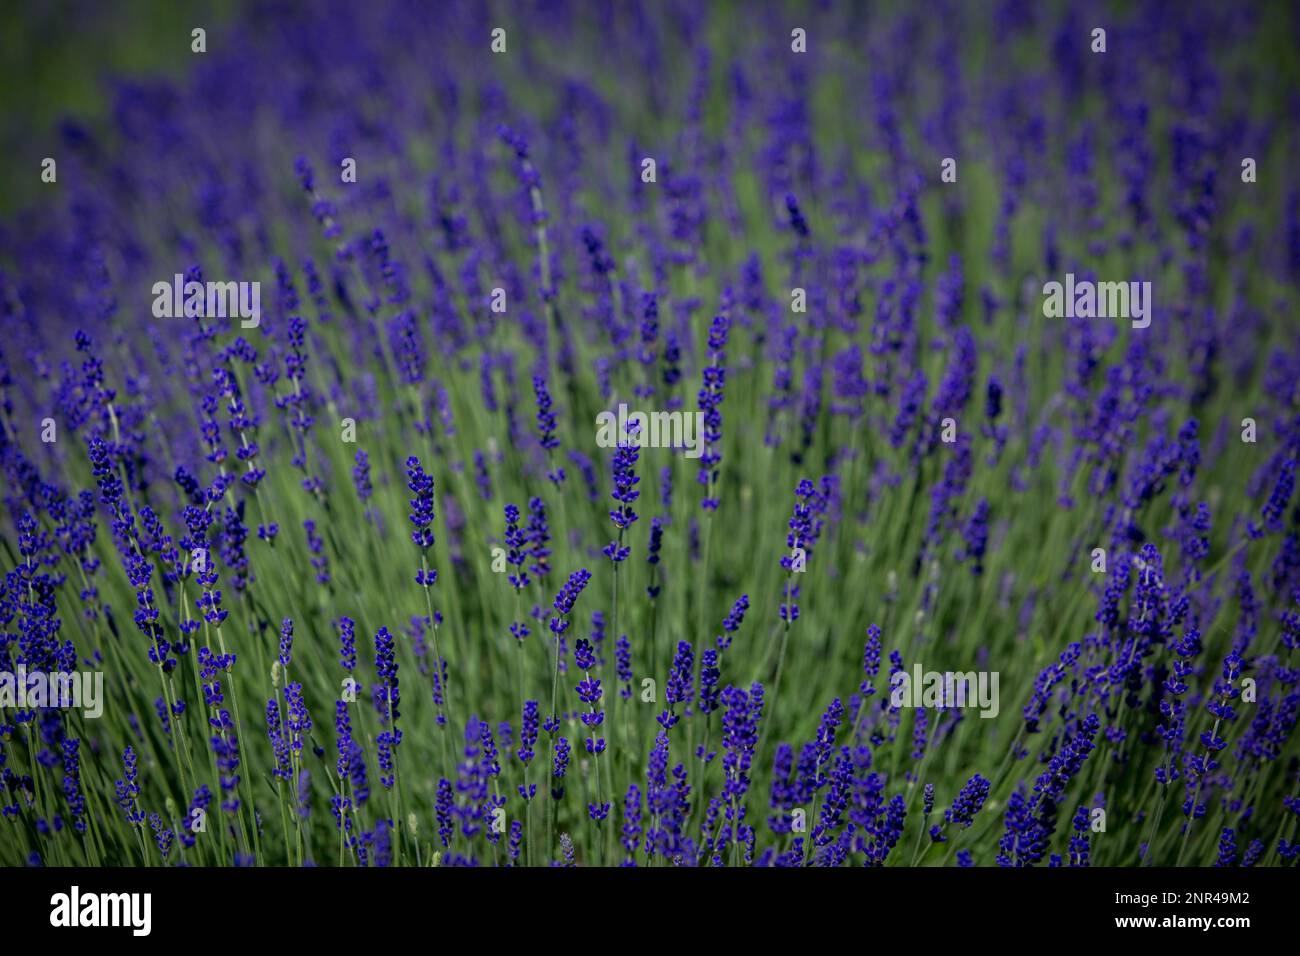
[0,666,103,718]
[890,663,1000,718]
[50,886,151,936]
[1042,273,1151,329]
[151,273,261,327]
[595,402,705,459]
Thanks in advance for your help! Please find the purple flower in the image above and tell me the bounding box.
[616,635,633,697]
[533,375,560,452]
[550,568,592,636]
[697,313,730,509]
[278,617,294,667]
[303,520,330,584]
[714,682,765,860]
[334,700,353,780]
[474,450,493,501]
[944,773,991,829]
[985,376,1003,420]
[645,516,664,599]
[504,503,530,591]
[436,779,453,848]
[786,193,810,238]
[580,224,615,277]
[526,496,551,579]
[574,638,598,676]
[114,746,144,826]
[698,649,721,715]
[891,368,927,449]
[603,423,640,562]
[336,616,356,672]
[637,293,659,381]
[999,714,1101,866]
[659,640,695,729]
[61,739,86,833]
[1215,827,1237,866]
[518,700,540,768]
[779,479,825,622]
[374,626,402,789]
[621,785,643,863]
[267,698,292,780]
[1250,459,1296,537]
[1068,806,1092,866]
[958,498,990,575]
[574,638,607,758]
[406,456,436,551]
[284,682,312,752]
[551,737,571,799]
[717,594,750,652]
[352,450,373,503]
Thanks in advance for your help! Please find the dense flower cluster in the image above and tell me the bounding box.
[0,0,1296,869]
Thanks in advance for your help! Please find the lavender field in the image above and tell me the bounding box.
[1,0,1298,869]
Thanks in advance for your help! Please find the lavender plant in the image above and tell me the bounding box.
[0,0,1298,869]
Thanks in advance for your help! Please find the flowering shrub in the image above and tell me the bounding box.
[0,0,1298,867]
